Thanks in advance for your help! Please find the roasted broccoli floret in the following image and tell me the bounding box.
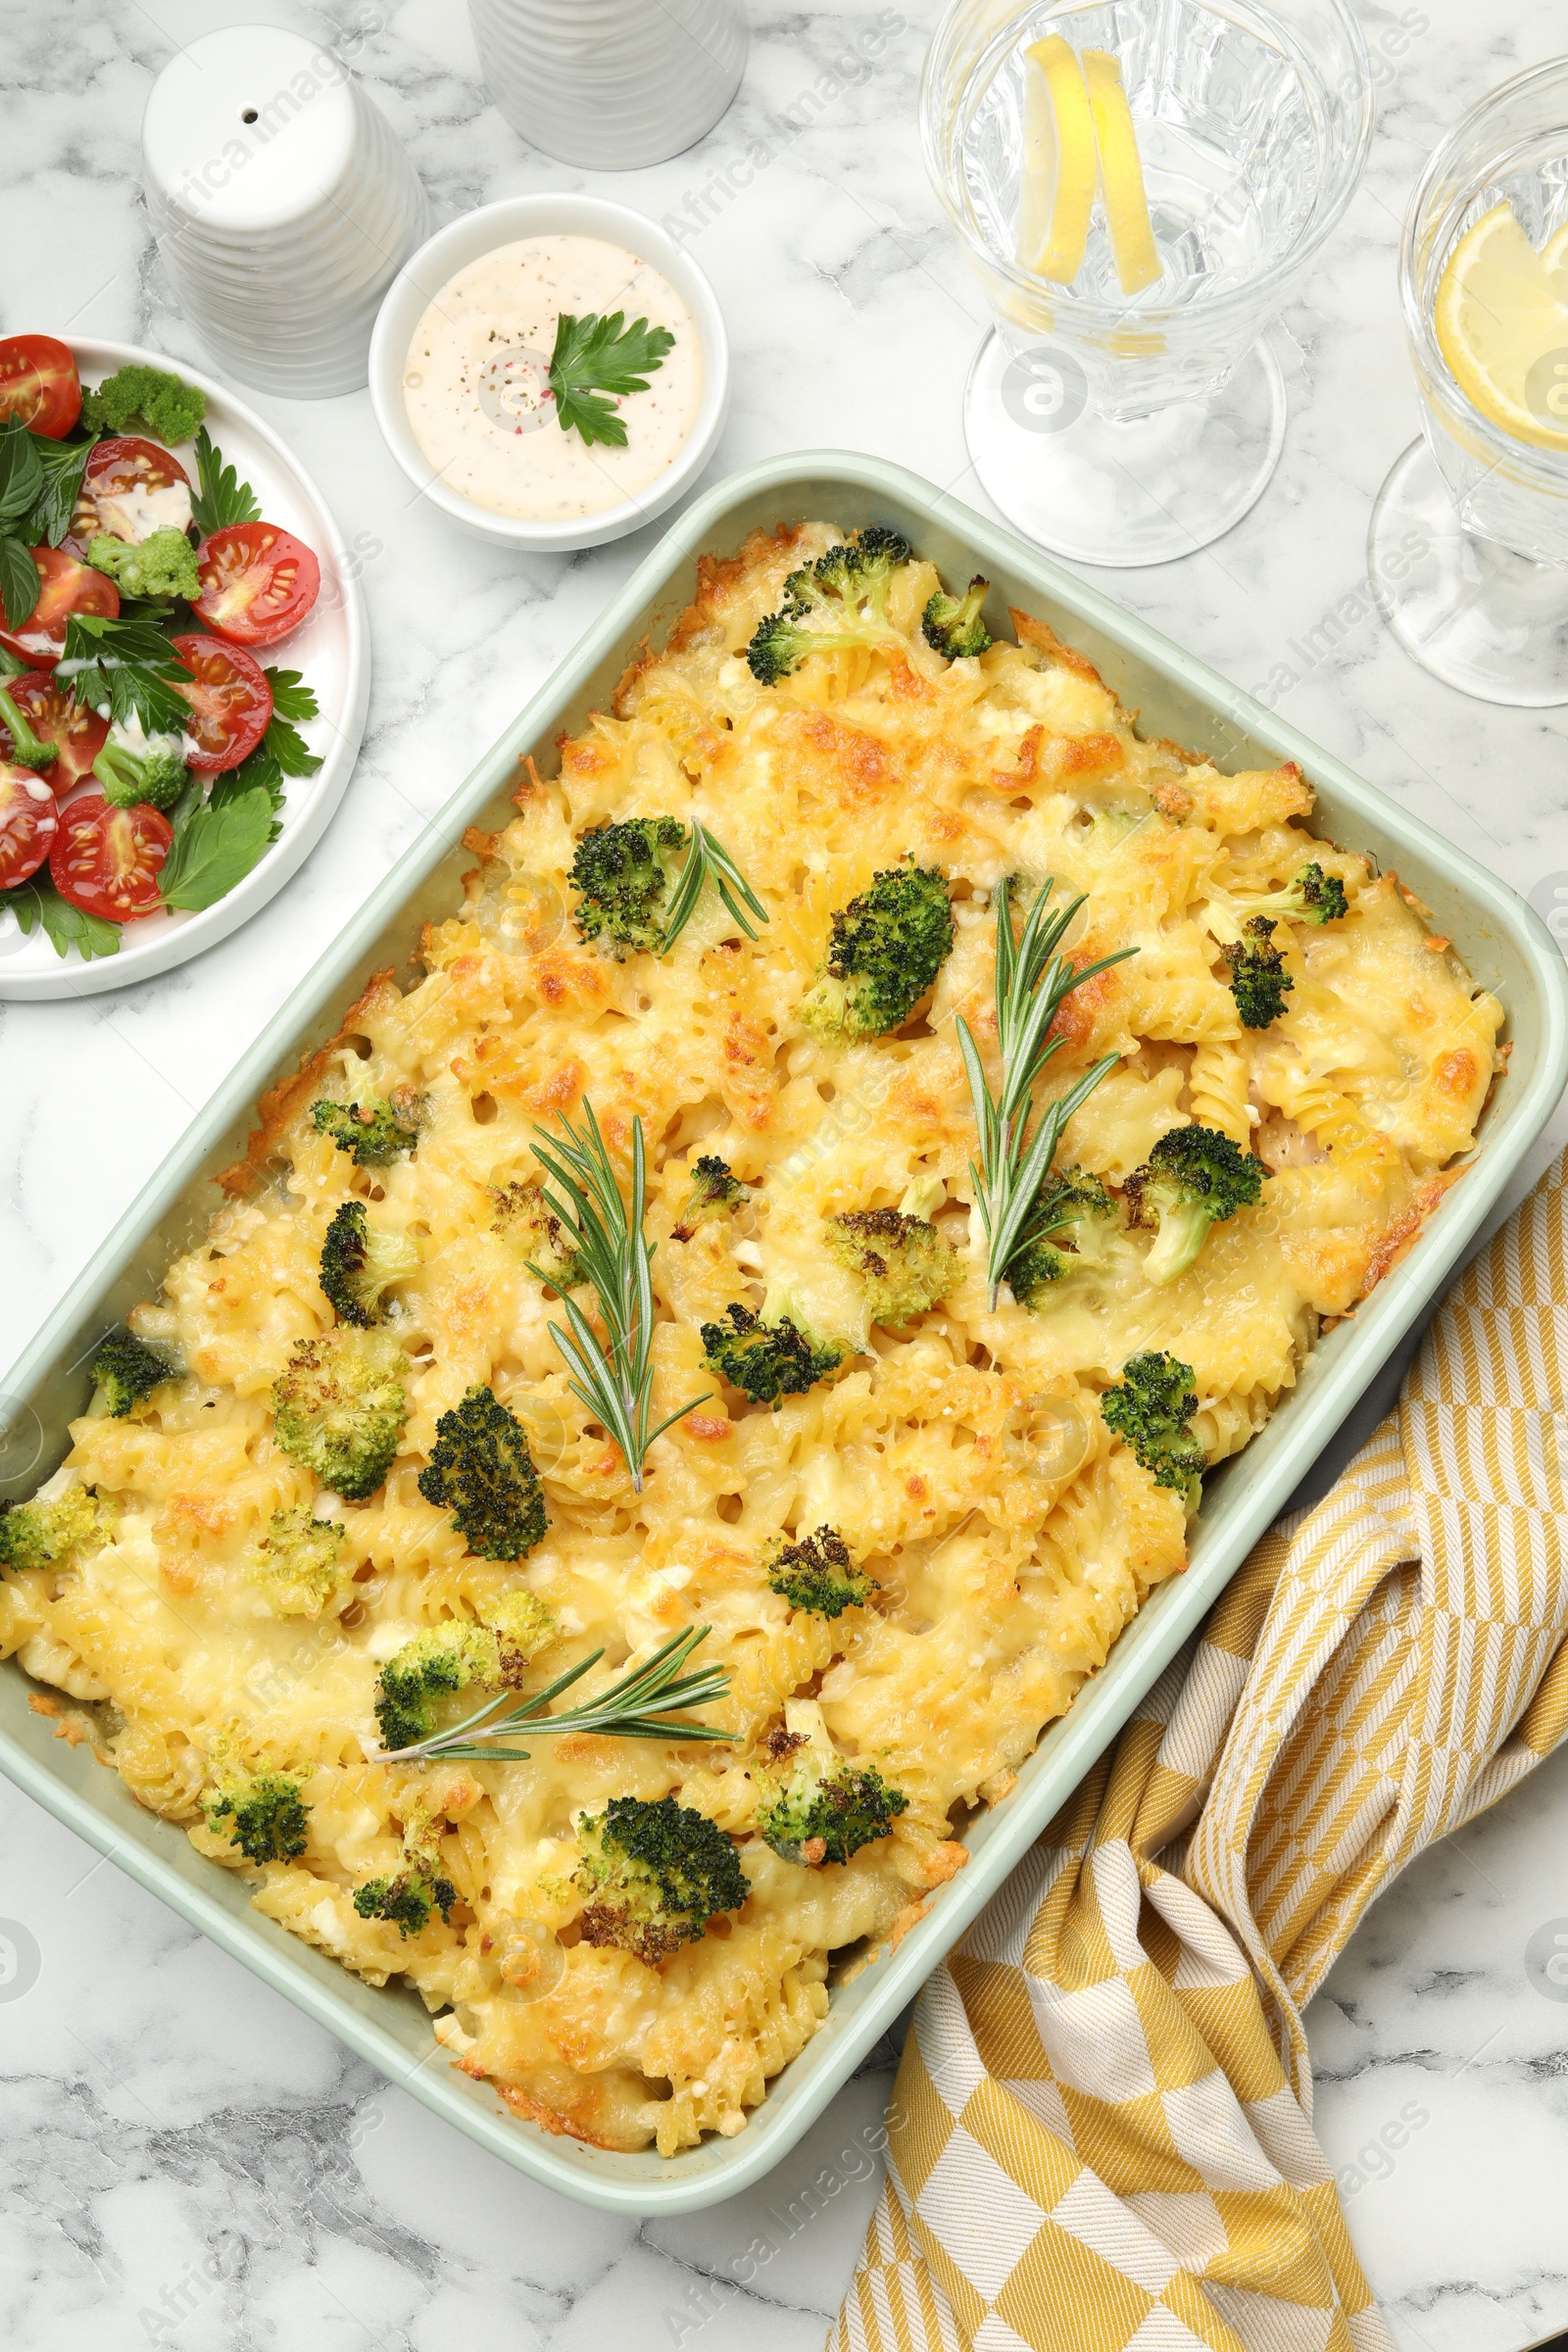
[271,1328,410,1501]
[86,527,201,604]
[823,1207,956,1326]
[372,1595,556,1753]
[0,684,57,770]
[569,815,686,958]
[92,728,189,812]
[755,1750,907,1866]
[88,1330,175,1417]
[353,1866,457,1938]
[922,575,993,660]
[1007,1170,1118,1307]
[799,859,955,1043]
[311,1092,424,1167]
[574,1793,749,1964]
[1100,1351,1205,1500]
[318,1201,420,1327]
[1238,861,1349,927]
[79,363,207,444]
[671,1153,749,1241]
[1225,914,1295,1030]
[764,1525,875,1618]
[0,1485,106,1573]
[1124,1125,1266,1287]
[205,1774,310,1867]
[490,1177,582,1290]
[745,525,914,682]
[416,1384,548,1562]
[249,1505,347,1618]
[700,1303,843,1407]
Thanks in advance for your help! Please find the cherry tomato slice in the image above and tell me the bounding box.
[0,761,61,887]
[0,546,119,669]
[50,791,171,921]
[0,670,109,788]
[193,520,319,649]
[169,630,271,772]
[67,436,193,556]
[0,334,81,438]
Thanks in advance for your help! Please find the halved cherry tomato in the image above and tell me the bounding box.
[68,436,193,555]
[193,520,319,649]
[169,631,271,772]
[50,791,171,921]
[0,761,61,887]
[0,334,81,438]
[0,547,119,669]
[0,670,109,788]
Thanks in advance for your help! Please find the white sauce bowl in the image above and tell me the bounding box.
[368,195,730,551]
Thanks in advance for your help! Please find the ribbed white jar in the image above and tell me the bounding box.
[142,24,431,399]
[467,0,747,170]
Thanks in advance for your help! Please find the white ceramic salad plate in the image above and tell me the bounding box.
[0,337,368,1001]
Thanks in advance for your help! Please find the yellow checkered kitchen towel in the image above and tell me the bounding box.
[834,1147,1568,2352]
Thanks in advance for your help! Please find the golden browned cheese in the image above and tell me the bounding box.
[0,524,1502,2154]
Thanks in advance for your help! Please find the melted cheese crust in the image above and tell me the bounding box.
[2,526,1502,2154]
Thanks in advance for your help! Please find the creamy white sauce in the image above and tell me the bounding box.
[402,235,704,523]
[97,480,193,545]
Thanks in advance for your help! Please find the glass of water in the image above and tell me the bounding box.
[921,0,1373,566]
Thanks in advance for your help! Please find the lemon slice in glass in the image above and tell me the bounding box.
[1434,199,1568,450]
[1083,49,1160,295]
[1016,36,1097,284]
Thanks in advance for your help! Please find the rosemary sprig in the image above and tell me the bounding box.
[379,1625,731,1763]
[661,820,768,951]
[956,877,1138,1308]
[528,1099,710,1490]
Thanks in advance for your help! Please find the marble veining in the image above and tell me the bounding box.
[2,1,1566,2345]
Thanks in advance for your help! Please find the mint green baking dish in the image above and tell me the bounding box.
[3,454,1565,2214]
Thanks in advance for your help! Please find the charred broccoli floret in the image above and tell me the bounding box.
[0,1485,107,1573]
[823,1207,956,1326]
[79,363,207,444]
[271,1328,410,1501]
[490,1178,583,1290]
[1225,914,1295,1030]
[318,1201,420,1327]
[92,727,189,812]
[372,1595,556,1753]
[311,1092,424,1166]
[700,1303,843,1407]
[416,1385,547,1561]
[755,1750,907,1866]
[86,528,201,604]
[205,1774,310,1866]
[574,1793,748,1964]
[799,859,955,1043]
[921,575,993,660]
[1007,1170,1118,1307]
[88,1330,175,1417]
[1237,861,1349,927]
[745,525,914,682]
[671,1153,749,1240]
[764,1525,875,1618]
[1100,1351,1204,1500]
[1125,1125,1266,1287]
[248,1505,347,1618]
[353,1867,457,1938]
[569,815,686,958]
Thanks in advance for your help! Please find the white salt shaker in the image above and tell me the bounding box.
[466,0,748,171]
[141,24,431,400]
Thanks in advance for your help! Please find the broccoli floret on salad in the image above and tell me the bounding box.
[318,1201,420,1328]
[270,1328,410,1501]
[79,364,207,446]
[799,859,955,1043]
[574,1793,749,1964]
[0,683,57,771]
[86,528,201,605]
[921,575,993,660]
[1099,1351,1205,1502]
[93,728,189,812]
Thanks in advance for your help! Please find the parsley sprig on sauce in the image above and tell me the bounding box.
[548,312,675,449]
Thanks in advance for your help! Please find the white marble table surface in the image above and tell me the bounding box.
[3,1,1567,2346]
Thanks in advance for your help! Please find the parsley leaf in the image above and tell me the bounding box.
[0,537,39,631]
[58,613,194,734]
[24,435,95,548]
[190,425,260,535]
[7,877,122,960]
[220,665,323,821]
[158,778,275,911]
[265,667,318,724]
[547,312,675,449]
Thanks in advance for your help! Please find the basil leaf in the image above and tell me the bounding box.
[158,780,274,911]
[263,666,318,723]
[0,536,40,631]
[190,425,260,535]
[0,416,45,528]
[24,435,95,548]
[7,877,122,960]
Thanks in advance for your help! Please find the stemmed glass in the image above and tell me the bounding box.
[921,0,1373,567]
[1369,61,1568,707]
